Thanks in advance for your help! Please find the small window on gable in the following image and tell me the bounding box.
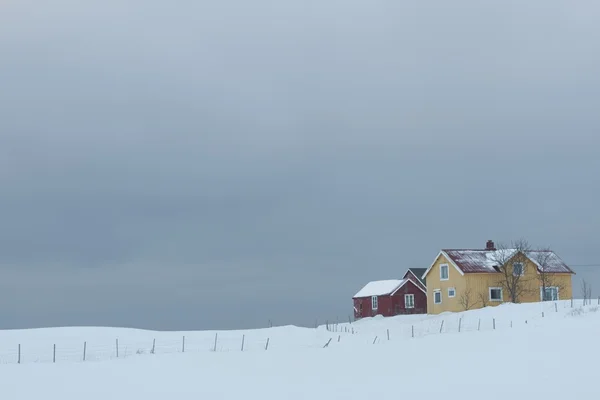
[448,287,456,298]
[434,290,442,304]
[513,262,524,276]
[405,294,415,308]
[371,296,378,310]
[489,287,503,302]
[440,264,449,280]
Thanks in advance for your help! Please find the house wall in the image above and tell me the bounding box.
[391,280,427,314]
[353,295,395,319]
[462,257,573,306]
[426,253,574,314]
[426,254,469,314]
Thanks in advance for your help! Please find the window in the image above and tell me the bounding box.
[359,303,363,313]
[448,287,456,298]
[440,264,449,280]
[405,294,415,308]
[541,287,559,301]
[489,287,503,302]
[371,295,378,310]
[513,262,524,276]
[434,290,442,304]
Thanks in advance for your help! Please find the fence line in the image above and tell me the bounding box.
[1,299,597,365]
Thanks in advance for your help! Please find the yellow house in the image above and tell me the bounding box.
[422,240,575,314]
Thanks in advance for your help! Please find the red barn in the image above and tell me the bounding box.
[353,278,427,319]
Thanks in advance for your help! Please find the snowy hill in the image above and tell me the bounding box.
[2,300,599,399]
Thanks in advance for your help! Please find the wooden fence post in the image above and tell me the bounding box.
[241,335,245,351]
[412,325,414,338]
[152,339,156,354]
[555,303,558,312]
[265,338,270,350]
[387,329,390,340]
[83,342,87,361]
[493,318,496,330]
[18,344,21,364]
[478,318,481,331]
[213,333,218,352]
[182,336,185,353]
[116,339,119,358]
[53,344,56,363]
[439,320,444,333]
[458,318,462,333]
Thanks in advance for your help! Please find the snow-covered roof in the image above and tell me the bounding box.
[442,249,514,273]
[441,249,574,274]
[353,279,405,298]
[528,250,575,273]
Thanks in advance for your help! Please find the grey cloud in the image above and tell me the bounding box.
[0,0,599,330]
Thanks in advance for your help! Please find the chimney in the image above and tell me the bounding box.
[486,240,496,251]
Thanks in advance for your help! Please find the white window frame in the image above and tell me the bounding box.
[440,264,449,281]
[512,262,524,276]
[433,289,442,304]
[540,286,560,301]
[489,287,503,302]
[405,294,415,309]
[448,287,456,298]
[371,295,378,310]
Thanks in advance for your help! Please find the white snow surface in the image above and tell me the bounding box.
[1,300,599,399]
[353,279,405,298]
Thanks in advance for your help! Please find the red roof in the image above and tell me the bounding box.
[440,249,574,274]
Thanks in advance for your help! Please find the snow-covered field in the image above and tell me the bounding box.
[2,300,599,399]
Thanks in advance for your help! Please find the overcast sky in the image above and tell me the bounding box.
[1,0,599,331]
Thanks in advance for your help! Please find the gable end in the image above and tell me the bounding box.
[391,277,427,296]
[422,251,465,280]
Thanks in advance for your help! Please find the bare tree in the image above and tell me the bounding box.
[582,279,592,305]
[478,291,488,308]
[533,247,565,301]
[459,285,476,311]
[490,238,533,303]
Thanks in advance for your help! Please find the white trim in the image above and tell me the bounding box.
[390,277,428,296]
[440,264,450,281]
[489,287,503,302]
[422,251,465,280]
[371,295,378,310]
[448,287,456,298]
[404,294,415,309]
[433,289,442,304]
[540,286,560,301]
